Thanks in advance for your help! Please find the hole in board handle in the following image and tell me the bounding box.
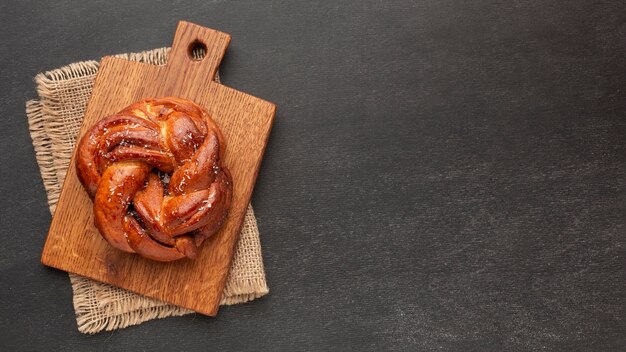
[188,40,207,61]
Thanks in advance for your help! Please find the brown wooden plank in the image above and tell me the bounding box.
[41,21,276,316]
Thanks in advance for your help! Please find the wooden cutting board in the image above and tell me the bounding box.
[41,21,276,316]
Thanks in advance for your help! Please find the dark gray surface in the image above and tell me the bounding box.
[1,0,624,350]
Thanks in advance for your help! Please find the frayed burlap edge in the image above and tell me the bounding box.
[27,47,269,334]
[26,100,60,213]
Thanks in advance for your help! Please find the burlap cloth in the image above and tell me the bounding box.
[26,47,269,334]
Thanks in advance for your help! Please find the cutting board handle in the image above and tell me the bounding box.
[166,21,231,82]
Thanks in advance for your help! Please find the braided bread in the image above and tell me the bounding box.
[76,97,233,261]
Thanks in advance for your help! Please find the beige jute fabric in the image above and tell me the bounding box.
[25,47,269,334]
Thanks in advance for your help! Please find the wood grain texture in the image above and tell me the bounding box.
[40,21,276,316]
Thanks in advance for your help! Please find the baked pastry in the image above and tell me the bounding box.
[76,97,232,261]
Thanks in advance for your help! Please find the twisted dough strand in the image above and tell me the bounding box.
[76,97,232,261]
